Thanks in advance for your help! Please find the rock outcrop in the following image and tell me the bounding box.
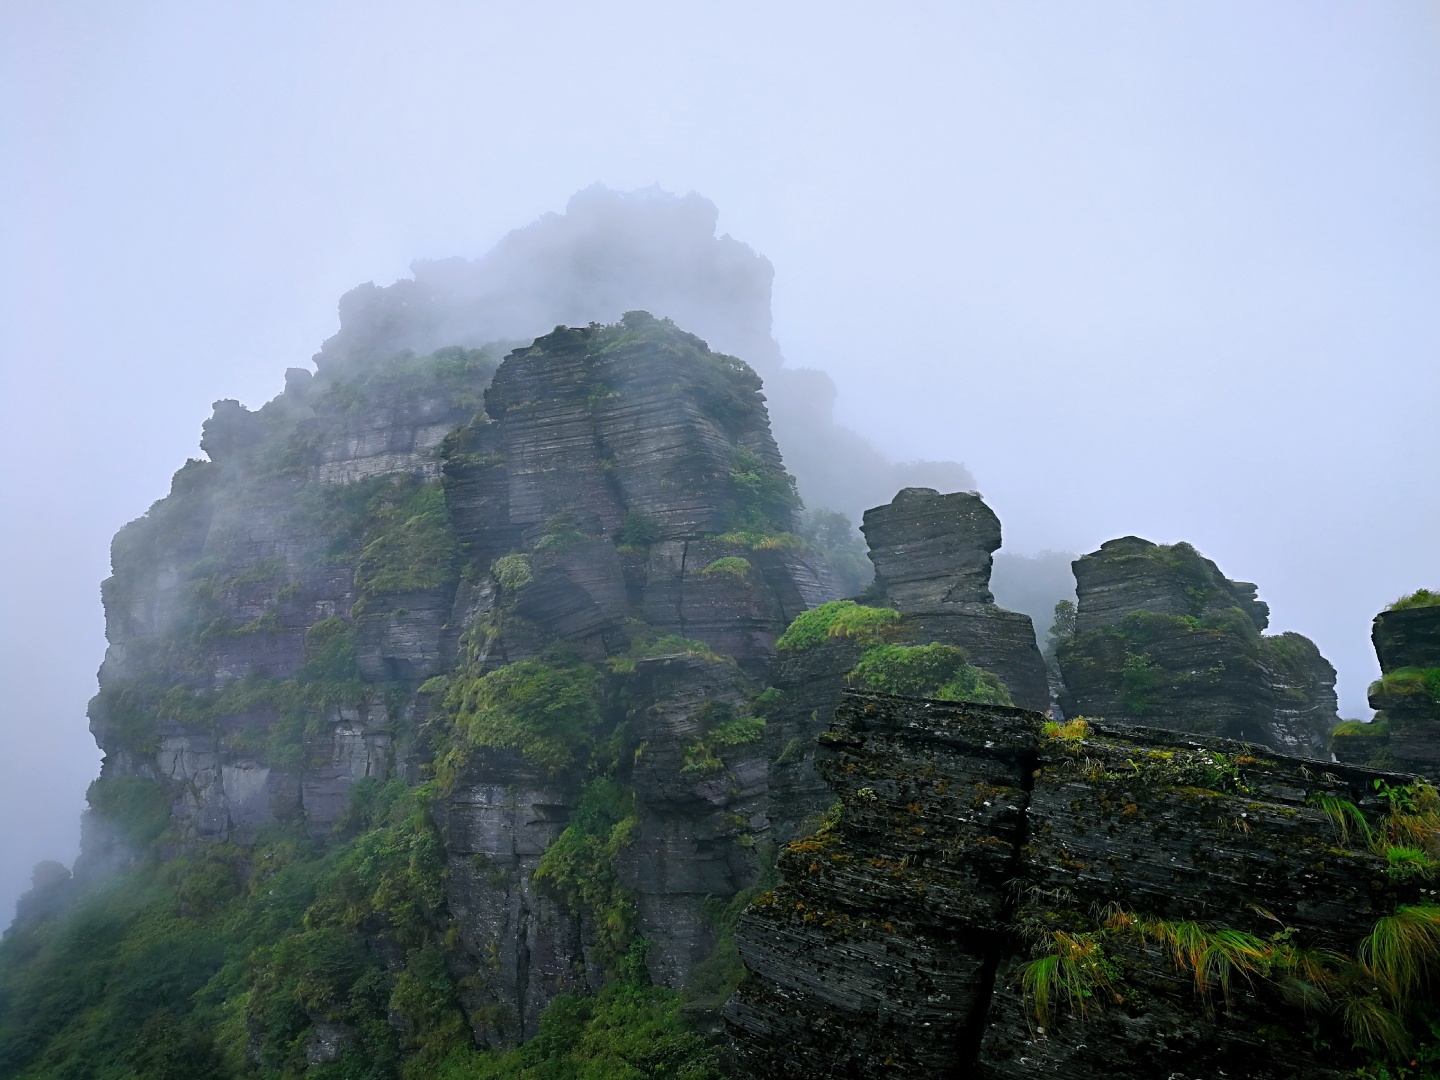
[1055,536,1339,755]
[861,488,1050,712]
[726,689,1424,1079]
[80,314,843,1045]
[1334,595,1440,775]
[758,487,1053,844]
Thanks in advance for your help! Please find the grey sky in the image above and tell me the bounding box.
[2,1,1437,922]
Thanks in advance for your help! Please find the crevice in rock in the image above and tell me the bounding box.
[677,540,688,639]
[957,742,1039,1073]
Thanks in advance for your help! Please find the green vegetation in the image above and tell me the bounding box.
[1336,718,1392,737]
[1391,590,1440,611]
[1118,651,1163,714]
[1045,598,1076,655]
[774,600,902,652]
[681,701,765,777]
[617,511,661,550]
[1020,930,1119,1026]
[682,845,779,1017]
[604,632,727,674]
[534,513,590,553]
[0,781,457,1080]
[797,509,871,597]
[847,643,1012,705]
[1371,669,1440,718]
[700,557,752,580]
[433,981,722,1079]
[490,553,533,591]
[1021,903,1440,1063]
[727,448,800,536]
[0,770,722,1080]
[89,619,367,760]
[533,780,641,974]
[437,651,602,781]
[355,481,458,594]
[84,776,173,849]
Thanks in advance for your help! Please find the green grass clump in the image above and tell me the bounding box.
[700,556,752,579]
[1020,931,1119,1026]
[1334,718,1390,737]
[1309,793,1376,847]
[1361,906,1440,997]
[490,552,533,591]
[1390,589,1440,611]
[847,642,1012,705]
[438,654,601,780]
[775,600,902,652]
[680,701,765,777]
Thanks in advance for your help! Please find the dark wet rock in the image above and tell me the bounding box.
[1057,536,1339,755]
[725,690,1416,1079]
[1374,605,1440,674]
[1349,602,1440,775]
[860,488,1050,712]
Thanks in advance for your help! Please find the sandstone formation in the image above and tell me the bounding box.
[1334,595,1440,775]
[1055,536,1339,755]
[726,689,1424,1079]
[79,314,842,1050]
[313,183,975,525]
[861,488,1050,712]
[14,291,1420,1078]
[759,487,1053,844]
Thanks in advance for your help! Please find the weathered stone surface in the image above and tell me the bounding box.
[1071,534,1270,635]
[860,488,1050,712]
[1348,602,1440,775]
[726,689,1421,1079]
[1374,605,1440,674]
[861,487,998,606]
[1058,536,1339,755]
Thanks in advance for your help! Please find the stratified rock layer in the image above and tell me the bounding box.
[861,488,1050,712]
[1056,536,1339,754]
[726,690,1417,1079]
[1341,603,1440,775]
[83,314,838,1037]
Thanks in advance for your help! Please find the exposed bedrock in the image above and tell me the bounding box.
[1340,601,1440,775]
[725,690,1419,1079]
[1056,535,1339,755]
[861,487,1050,713]
[79,313,836,1040]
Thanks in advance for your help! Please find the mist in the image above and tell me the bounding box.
[3,1,1438,928]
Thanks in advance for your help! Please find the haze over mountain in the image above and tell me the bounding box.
[3,0,1437,937]
[316,183,975,523]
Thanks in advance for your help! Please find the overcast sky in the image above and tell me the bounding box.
[2,1,1437,921]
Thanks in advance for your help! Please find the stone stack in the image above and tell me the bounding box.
[1055,536,1339,755]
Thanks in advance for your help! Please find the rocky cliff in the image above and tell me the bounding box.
[1055,536,1340,755]
[726,690,1437,1078]
[78,311,852,1040]
[1334,592,1440,776]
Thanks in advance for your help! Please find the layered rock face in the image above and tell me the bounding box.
[726,690,1421,1079]
[82,314,842,1044]
[861,488,1049,712]
[760,487,1052,843]
[1335,598,1440,774]
[1055,536,1339,754]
